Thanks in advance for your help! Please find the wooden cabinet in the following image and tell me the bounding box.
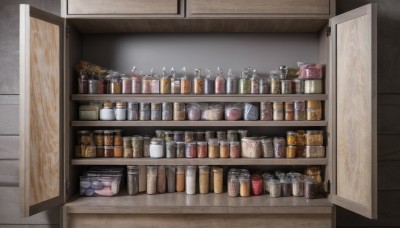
[19,2,377,227]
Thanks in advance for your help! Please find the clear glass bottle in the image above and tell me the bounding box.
[78,70,88,94]
[250,69,259,94]
[204,68,215,94]
[180,67,190,94]
[193,68,204,94]
[215,67,226,94]
[199,166,210,194]
[160,67,171,94]
[239,68,251,94]
[186,165,197,195]
[127,166,139,195]
[226,69,238,94]
[170,67,181,94]
[146,166,158,195]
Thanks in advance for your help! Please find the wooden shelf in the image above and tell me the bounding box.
[64,191,332,214]
[71,157,328,166]
[71,120,328,127]
[71,94,328,102]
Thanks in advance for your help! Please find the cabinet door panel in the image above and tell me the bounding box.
[68,0,179,15]
[329,4,377,219]
[188,0,330,16]
[20,4,64,217]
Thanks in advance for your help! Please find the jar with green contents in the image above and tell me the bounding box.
[131,135,143,158]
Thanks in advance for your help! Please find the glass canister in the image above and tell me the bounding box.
[269,179,281,198]
[229,141,240,158]
[193,68,204,94]
[115,102,126,121]
[151,102,162,121]
[167,166,176,193]
[141,75,152,94]
[205,130,215,141]
[251,174,262,196]
[285,102,294,121]
[239,69,251,94]
[227,130,238,142]
[216,131,227,141]
[146,166,158,195]
[127,102,139,121]
[294,101,306,121]
[306,145,325,158]
[127,166,139,195]
[297,130,306,147]
[259,76,270,94]
[176,166,185,192]
[114,146,123,158]
[103,130,114,146]
[96,146,104,158]
[78,70,88,94]
[197,141,208,158]
[239,174,250,197]
[293,79,305,94]
[305,178,317,199]
[292,178,304,197]
[185,142,197,158]
[180,67,191,94]
[160,68,171,94]
[281,79,292,94]
[273,137,286,158]
[213,167,223,194]
[150,137,164,158]
[304,79,323,94]
[100,102,115,121]
[281,177,292,197]
[184,131,195,142]
[88,79,99,94]
[143,136,151,157]
[261,138,274,158]
[173,102,186,121]
[306,130,324,146]
[114,129,123,145]
[123,137,133,158]
[220,140,230,158]
[155,130,165,139]
[166,141,177,158]
[131,75,141,94]
[195,131,205,141]
[273,102,284,121]
[286,146,297,158]
[187,103,201,121]
[250,69,259,94]
[204,69,215,94]
[244,102,259,121]
[162,102,173,121]
[208,138,220,158]
[173,131,184,142]
[170,67,181,94]
[228,174,240,197]
[151,74,160,94]
[176,142,186,158]
[131,136,143,158]
[226,69,238,94]
[186,165,197,195]
[287,131,297,146]
[121,76,132,94]
[157,165,166,194]
[215,67,226,94]
[199,166,210,194]
[260,102,273,121]
[139,165,147,192]
[270,71,281,94]
[94,130,104,146]
[110,77,122,94]
[307,100,322,120]
[139,102,151,121]
[104,146,114,158]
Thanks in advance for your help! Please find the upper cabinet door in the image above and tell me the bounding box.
[187,0,331,18]
[329,4,377,219]
[19,5,65,217]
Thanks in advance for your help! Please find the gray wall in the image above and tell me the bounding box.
[0,0,399,227]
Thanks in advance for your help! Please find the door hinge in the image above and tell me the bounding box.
[326,26,331,37]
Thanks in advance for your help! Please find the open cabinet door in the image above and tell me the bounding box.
[329,4,377,219]
[19,4,65,216]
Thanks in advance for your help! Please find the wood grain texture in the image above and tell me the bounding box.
[65,213,332,228]
[68,0,179,15]
[188,0,330,16]
[0,136,19,159]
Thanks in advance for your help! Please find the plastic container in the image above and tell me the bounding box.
[244,102,259,121]
[187,103,202,121]
[299,64,323,79]
[197,141,208,158]
[109,77,122,94]
[213,167,223,194]
[80,176,121,197]
[306,146,326,158]
[127,102,139,121]
[167,166,176,193]
[186,165,197,195]
[239,174,250,197]
[304,79,323,94]
[176,166,185,192]
[146,166,157,195]
[201,103,224,121]
[208,138,220,158]
[185,142,197,158]
[229,141,240,158]
[166,141,177,158]
[88,79,99,94]
[241,137,261,158]
[173,131,184,142]
[150,138,164,158]
[131,136,143,158]
[127,166,139,195]
[225,103,243,121]
[193,68,204,94]
[79,104,100,120]
[143,136,151,157]
[261,138,274,158]
[305,130,324,146]
[273,137,286,158]
[199,166,210,194]
[260,102,273,121]
[269,179,281,197]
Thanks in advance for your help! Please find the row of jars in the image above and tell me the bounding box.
[127,165,319,199]
[94,100,323,121]
[78,66,323,95]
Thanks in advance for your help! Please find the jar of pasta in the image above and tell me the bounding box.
[199,166,210,194]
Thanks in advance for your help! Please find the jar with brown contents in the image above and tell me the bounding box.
[147,166,158,195]
[286,131,297,146]
[113,129,123,146]
[208,139,220,158]
[157,165,166,194]
[220,140,230,158]
[167,166,176,193]
[160,73,171,94]
[197,141,208,158]
[193,68,204,94]
[114,146,123,158]
[132,136,143,158]
[199,166,210,194]
[286,146,297,158]
[239,174,250,197]
[176,166,185,192]
[94,130,104,146]
[103,130,114,146]
[213,167,223,194]
[78,130,91,146]
[176,142,186,158]
[305,130,324,146]
[297,130,306,146]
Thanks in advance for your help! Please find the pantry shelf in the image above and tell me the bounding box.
[71,158,328,166]
[71,121,328,127]
[71,94,328,102]
[64,191,332,214]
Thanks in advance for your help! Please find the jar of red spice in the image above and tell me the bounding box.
[185,142,197,158]
[251,174,263,196]
[229,141,240,158]
[197,141,208,158]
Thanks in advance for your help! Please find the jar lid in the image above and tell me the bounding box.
[115,101,126,107]
[78,130,90,134]
[212,167,223,173]
[306,130,323,134]
[103,130,113,134]
[128,102,139,109]
[132,135,144,140]
[229,141,240,145]
[151,138,163,143]
[113,129,123,133]
[197,141,207,145]
[104,146,114,149]
[287,131,296,135]
[94,130,103,134]
[307,100,322,109]
[122,137,131,141]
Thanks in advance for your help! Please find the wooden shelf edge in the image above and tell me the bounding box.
[71,158,328,166]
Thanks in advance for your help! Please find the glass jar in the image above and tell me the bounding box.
[215,69,226,94]
[103,130,114,146]
[244,102,259,121]
[228,174,240,197]
[139,102,151,121]
[292,178,304,197]
[286,146,297,158]
[294,101,306,121]
[170,67,181,94]
[78,71,88,94]
[166,141,177,158]
[281,178,292,197]
[157,165,166,194]
[151,102,162,121]
[239,174,250,197]
[186,165,197,195]
[305,178,317,199]
[104,146,114,158]
[216,131,226,141]
[146,166,157,195]
[121,76,132,94]
[113,129,123,146]
[164,131,173,142]
[306,130,324,146]
[88,79,99,94]
[269,179,281,198]
[259,77,270,94]
[226,69,238,94]
[205,130,215,141]
[229,141,240,158]
[143,136,151,157]
[304,79,323,94]
[281,79,292,94]
[176,166,185,192]
[220,140,230,158]
[273,137,286,158]
[132,136,143,158]
[306,145,326,158]
[123,146,133,158]
[185,142,197,158]
[250,70,259,94]
[131,75,141,94]
[237,129,248,141]
[297,130,306,147]
[176,142,186,158]
[155,130,165,139]
[197,141,208,158]
[261,138,274,158]
[150,138,164,158]
[162,102,173,121]
[94,130,104,146]
[100,102,115,121]
[110,77,122,94]
[151,75,160,94]
[167,166,176,193]
[187,103,201,121]
[251,174,263,196]
[262,173,274,194]
[180,71,190,94]
[141,75,152,94]
[293,79,305,94]
[213,167,223,194]
[208,139,220,158]
[137,166,146,193]
[96,146,104,157]
[160,75,171,94]
[227,130,238,142]
[115,102,126,121]
[195,131,205,141]
[239,76,251,94]
[270,72,281,94]
[173,102,186,121]
[307,108,322,121]
[287,131,297,146]
[273,109,284,121]
[193,68,204,94]
[184,131,195,142]
[113,145,123,158]
[127,102,139,121]
[173,131,184,142]
[204,69,215,94]
[127,166,139,195]
[199,166,210,194]
[260,102,273,121]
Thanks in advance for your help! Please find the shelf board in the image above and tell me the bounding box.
[71,94,328,102]
[71,157,328,166]
[71,120,328,127]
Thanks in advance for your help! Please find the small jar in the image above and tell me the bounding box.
[204,70,215,94]
[304,79,323,94]
[199,166,210,194]
[167,166,176,193]
[237,129,248,141]
[185,142,197,158]
[229,141,240,158]
[96,146,104,157]
[164,131,174,142]
[173,102,186,121]
[184,131,195,142]
[297,146,306,158]
[273,137,286,158]
[115,102,127,121]
[197,141,208,158]
[226,71,238,94]
[239,174,250,197]
[173,131,184,142]
[305,130,324,146]
[250,73,259,94]
[151,75,160,94]
[141,75,152,94]
[121,76,132,94]
[281,178,292,197]
[94,130,104,146]
[100,102,115,121]
[251,174,263,196]
[259,77,270,94]
[287,131,297,146]
[150,138,164,158]
[104,146,114,158]
[160,75,171,94]
[143,136,151,157]
[162,102,173,121]
[193,69,204,94]
[208,139,220,158]
[215,73,226,94]
[78,72,88,94]
[269,179,281,198]
[131,75,141,94]
[110,77,122,94]
[297,130,306,147]
[127,102,139,121]
[151,102,162,121]
[176,166,185,192]
[157,165,166,194]
[293,79,305,94]
[244,103,259,121]
[123,147,133,158]
[186,165,197,195]
[239,77,251,94]
[228,174,240,197]
[220,140,230,158]
[305,178,317,199]
[176,142,186,158]
[180,76,191,94]
[261,138,274,158]
[213,167,223,194]
[281,79,292,94]
[216,131,227,141]
[306,145,326,158]
[139,102,151,121]
[260,102,273,121]
[270,74,281,94]
[146,166,158,195]
[103,130,114,146]
[195,131,205,141]
[127,166,139,195]
[292,178,304,197]
[88,79,99,94]
[166,141,177,158]
[205,130,215,141]
[132,136,143,158]
[286,146,297,158]
[285,109,294,121]
[227,130,238,142]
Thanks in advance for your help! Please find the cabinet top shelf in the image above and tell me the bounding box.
[71,94,328,102]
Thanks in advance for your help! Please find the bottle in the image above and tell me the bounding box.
[160,66,171,94]
[204,68,215,94]
[250,69,259,94]
[180,67,190,94]
[226,69,238,94]
[215,67,226,94]
[170,67,181,94]
[193,68,204,94]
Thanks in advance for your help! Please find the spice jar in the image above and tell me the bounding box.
[287,131,297,146]
[273,137,286,158]
[259,77,270,94]
[162,102,173,121]
[304,79,323,94]
[127,166,139,195]
[239,174,250,197]
[115,102,126,121]
[281,178,292,197]
[193,68,204,94]
[100,102,115,121]
[170,67,181,94]
[213,167,223,194]
[103,130,114,146]
[208,139,220,158]
[109,77,122,94]
[88,79,99,94]
[184,131,195,142]
[261,138,274,158]
[131,75,141,94]
[305,178,317,199]
[294,101,306,121]
[104,146,114,158]
[228,174,240,197]
[112,145,122,158]
[250,69,259,94]
[199,166,210,194]
[121,76,132,94]
[127,102,139,121]
[176,142,185,158]
[143,136,151,157]
[176,166,185,192]
[157,165,166,193]
[229,141,240,158]
[94,130,104,146]
[78,71,88,94]
[139,102,151,121]
[251,174,263,196]
[239,71,251,94]
[173,131,184,142]
[286,146,297,158]
[146,166,157,195]
[186,165,197,195]
[131,136,143,158]
[269,179,281,197]
[150,138,164,158]
[215,67,226,94]
[244,102,259,121]
[306,130,324,146]
[220,140,230,158]
[197,141,208,158]
[151,102,162,121]
[227,130,238,142]
[166,141,177,158]
[270,71,281,94]
[260,102,273,121]
[180,67,190,94]
[292,178,304,197]
[204,69,215,94]
[205,130,215,141]
[123,137,133,158]
[160,68,171,94]
[281,79,292,94]
[173,102,186,121]
[293,79,305,94]
[185,142,197,158]
[226,69,238,94]
[167,166,176,193]
[307,108,322,120]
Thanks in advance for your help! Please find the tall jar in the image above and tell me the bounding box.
[170,67,181,94]
[261,138,274,158]
[157,165,166,194]
[78,71,88,94]
[160,71,171,94]
[260,102,273,121]
[270,71,281,94]
[273,102,284,121]
[88,79,99,94]
[204,69,215,94]
[215,67,226,94]
[103,130,114,146]
[239,174,250,197]
[127,166,139,195]
[176,142,185,158]
[307,100,322,120]
[193,68,204,94]
[162,102,173,121]
[166,141,177,158]
[123,137,133,158]
[146,166,157,195]
[292,178,304,197]
[121,76,132,94]
[213,167,223,194]
[208,138,220,158]
[229,141,240,158]
[259,76,270,94]
[251,174,263,196]
[287,131,297,146]
[220,140,230,158]
[131,136,143,158]
[139,165,147,192]
[131,75,141,94]
[185,142,197,158]
[186,165,197,195]
[285,102,294,121]
[281,178,292,197]
[274,137,286,158]
[127,102,139,121]
[226,69,238,94]
[176,166,185,192]
[150,138,164,158]
[281,79,292,94]
[228,174,240,197]
[151,74,160,94]
[113,129,123,146]
[293,79,305,94]
[110,77,122,94]
[239,73,251,94]
[173,102,186,121]
[269,179,281,198]
[151,102,162,121]
[199,166,210,194]
[94,130,104,146]
[180,67,190,94]
[294,101,306,121]
[250,70,259,94]
[139,102,151,121]
[115,101,126,121]
[197,141,208,158]
[167,166,176,193]
[305,178,317,199]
